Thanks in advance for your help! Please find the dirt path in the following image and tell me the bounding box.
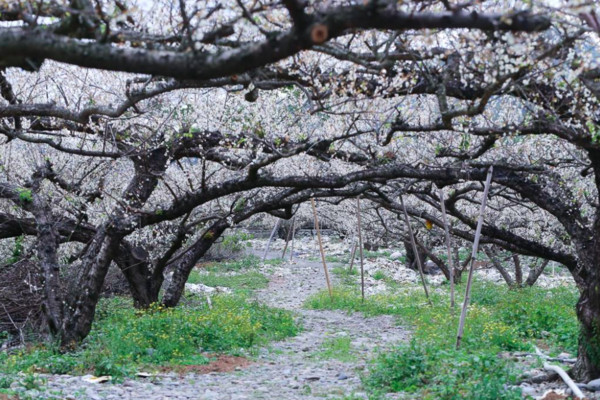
[27,256,409,400]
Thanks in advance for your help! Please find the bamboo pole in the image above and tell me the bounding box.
[281,216,295,259]
[456,166,494,349]
[311,198,333,299]
[400,196,432,305]
[438,187,455,309]
[262,218,281,262]
[356,198,365,302]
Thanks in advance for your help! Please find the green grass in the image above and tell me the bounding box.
[372,270,387,280]
[188,270,269,295]
[188,255,273,295]
[309,254,349,263]
[365,342,522,400]
[307,281,578,399]
[311,336,356,362]
[331,266,358,285]
[0,295,299,378]
[204,255,261,272]
[363,249,392,259]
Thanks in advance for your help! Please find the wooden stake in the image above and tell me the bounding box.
[311,198,333,299]
[281,216,295,259]
[262,218,281,262]
[438,187,455,309]
[456,166,493,349]
[400,196,432,305]
[356,198,365,302]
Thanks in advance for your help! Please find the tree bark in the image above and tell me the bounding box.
[525,259,549,286]
[513,254,523,287]
[60,231,121,346]
[161,222,229,307]
[404,239,428,272]
[574,277,600,381]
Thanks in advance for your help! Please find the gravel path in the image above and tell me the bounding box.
[25,257,409,400]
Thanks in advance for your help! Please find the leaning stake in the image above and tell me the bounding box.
[400,196,432,305]
[438,187,455,309]
[281,216,295,259]
[262,218,281,261]
[311,198,333,300]
[456,166,494,349]
[356,197,365,302]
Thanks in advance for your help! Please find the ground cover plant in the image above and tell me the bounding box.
[311,336,357,363]
[0,294,298,380]
[307,277,578,399]
[188,255,270,296]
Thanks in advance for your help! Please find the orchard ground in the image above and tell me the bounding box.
[0,236,588,400]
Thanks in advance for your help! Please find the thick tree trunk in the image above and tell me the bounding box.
[60,232,120,347]
[114,245,159,308]
[161,222,228,307]
[574,278,600,381]
[513,254,523,287]
[404,239,427,272]
[35,218,64,335]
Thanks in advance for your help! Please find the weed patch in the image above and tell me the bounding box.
[0,296,299,378]
[307,281,578,399]
[188,270,269,295]
[311,336,356,362]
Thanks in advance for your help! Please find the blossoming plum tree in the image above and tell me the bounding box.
[4,0,600,380]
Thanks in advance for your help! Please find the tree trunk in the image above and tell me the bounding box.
[513,254,523,287]
[114,245,159,308]
[573,276,600,381]
[161,222,228,307]
[525,259,549,286]
[35,219,63,335]
[404,239,427,272]
[60,232,121,347]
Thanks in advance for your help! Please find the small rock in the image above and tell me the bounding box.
[520,384,536,397]
[588,377,600,391]
[337,373,349,380]
[85,387,102,400]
